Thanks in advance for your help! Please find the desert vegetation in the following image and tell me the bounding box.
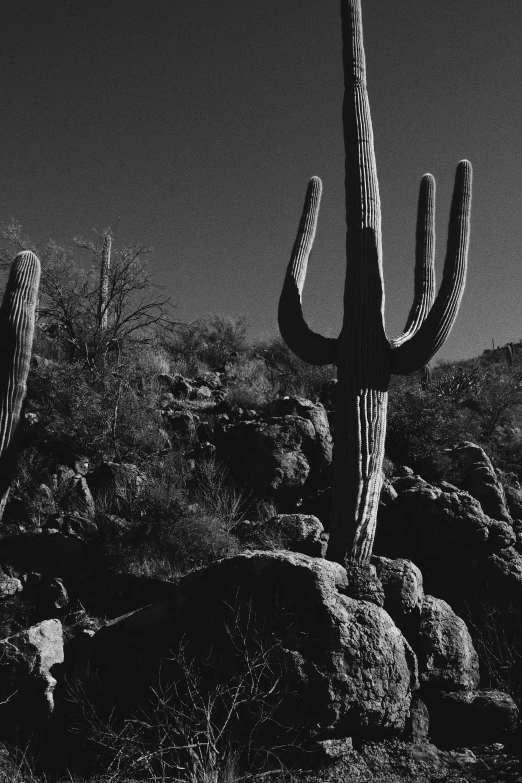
[1,0,522,782]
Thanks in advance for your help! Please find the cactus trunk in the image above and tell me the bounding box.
[278,0,472,567]
[0,251,41,517]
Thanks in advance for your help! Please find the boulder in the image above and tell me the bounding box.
[230,514,328,557]
[222,416,316,497]
[415,596,480,692]
[80,552,418,743]
[267,397,333,476]
[404,697,430,743]
[504,484,522,522]
[450,442,512,522]
[0,619,63,735]
[393,482,497,595]
[221,398,333,500]
[372,557,424,631]
[428,689,518,745]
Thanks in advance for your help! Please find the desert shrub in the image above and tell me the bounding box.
[70,627,289,783]
[169,315,249,374]
[386,375,482,480]
[99,455,248,581]
[462,596,522,707]
[225,357,272,410]
[255,336,336,402]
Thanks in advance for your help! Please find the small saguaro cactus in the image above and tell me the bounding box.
[278,0,472,567]
[98,229,112,331]
[0,251,41,517]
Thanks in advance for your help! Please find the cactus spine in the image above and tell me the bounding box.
[0,251,41,516]
[278,0,472,566]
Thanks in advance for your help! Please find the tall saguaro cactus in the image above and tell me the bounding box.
[278,0,472,567]
[0,251,41,516]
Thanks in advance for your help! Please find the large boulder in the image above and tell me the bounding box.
[78,552,418,744]
[0,619,63,736]
[450,442,512,522]
[221,398,332,501]
[384,480,515,599]
[414,596,480,693]
[428,689,519,746]
[267,397,333,477]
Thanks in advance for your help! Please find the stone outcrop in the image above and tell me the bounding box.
[450,441,512,522]
[375,477,516,601]
[78,551,418,743]
[0,619,63,736]
[428,689,519,745]
[414,596,480,693]
[372,557,424,631]
[220,397,332,501]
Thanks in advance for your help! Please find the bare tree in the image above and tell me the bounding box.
[1,221,179,366]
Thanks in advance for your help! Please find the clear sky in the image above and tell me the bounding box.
[2,1,521,362]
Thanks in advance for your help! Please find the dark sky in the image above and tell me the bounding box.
[2,1,521,362]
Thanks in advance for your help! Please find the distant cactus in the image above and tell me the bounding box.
[0,251,41,517]
[278,0,472,566]
[98,229,112,330]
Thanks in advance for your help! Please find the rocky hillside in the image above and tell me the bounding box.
[0,315,520,781]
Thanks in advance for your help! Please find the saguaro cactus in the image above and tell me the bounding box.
[0,251,41,516]
[98,229,112,331]
[278,0,472,566]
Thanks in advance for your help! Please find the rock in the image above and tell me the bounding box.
[164,410,198,439]
[0,532,97,588]
[450,442,512,522]
[220,398,333,501]
[59,475,96,518]
[0,619,64,735]
[23,573,68,612]
[268,397,333,476]
[314,736,354,761]
[391,475,428,493]
[87,462,146,513]
[504,484,522,521]
[230,514,328,557]
[415,596,480,692]
[0,574,22,599]
[81,552,418,743]
[194,372,223,390]
[395,466,414,477]
[372,557,424,630]
[404,697,430,743]
[190,385,212,400]
[172,376,192,397]
[222,416,316,497]
[428,689,519,745]
[394,482,492,595]
[343,562,385,607]
[487,520,516,552]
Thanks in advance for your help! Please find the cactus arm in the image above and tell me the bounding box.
[391,160,472,375]
[278,176,338,366]
[392,174,435,347]
[0,251,41,516]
